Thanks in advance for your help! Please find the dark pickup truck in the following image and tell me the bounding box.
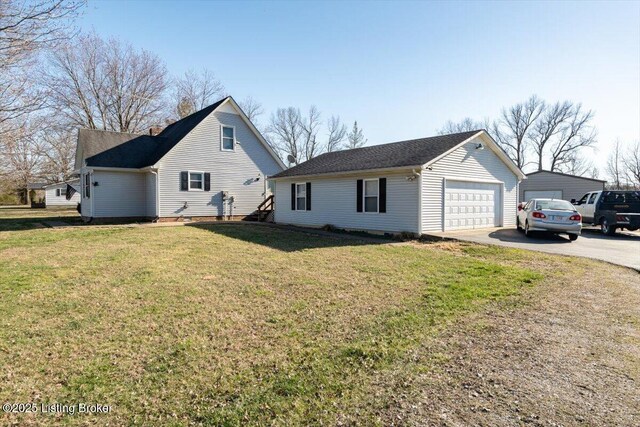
[572,190,640,235]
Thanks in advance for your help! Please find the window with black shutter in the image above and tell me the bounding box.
[363,179,379,213]
[379,178,386,213]
[180,171,188,191]
[295,183,307,211]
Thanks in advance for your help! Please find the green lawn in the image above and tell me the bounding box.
[0,206,82,231]
[0,212,582,426]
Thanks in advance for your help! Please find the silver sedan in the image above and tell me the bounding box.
[517,198,582,241]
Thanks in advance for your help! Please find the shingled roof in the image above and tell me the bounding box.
[270,130,482,179]
[82,98,228,168]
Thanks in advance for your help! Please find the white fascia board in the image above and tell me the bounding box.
[83,166,146,173]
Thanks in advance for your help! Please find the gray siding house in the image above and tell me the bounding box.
[270,130,525,234]
[74,97,285,221]
[519,170,605,203]
[44,180,80,207]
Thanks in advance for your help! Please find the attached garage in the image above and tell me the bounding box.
[271,130,525,236]
[444,180,502,230]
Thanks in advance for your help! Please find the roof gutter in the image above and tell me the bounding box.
[82,166,148,173]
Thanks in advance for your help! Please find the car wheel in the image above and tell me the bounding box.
[524,221,533,238]
[601,218,616,236]
[516,217,523,232]
[568,234,578,241]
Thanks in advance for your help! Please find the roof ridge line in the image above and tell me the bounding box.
[323,129,484,155]
[79,127,144,136]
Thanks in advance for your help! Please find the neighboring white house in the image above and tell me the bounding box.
[74,96,285,221]
[44,180,81,207]
[518,170,605,203]
[269,130,525,235]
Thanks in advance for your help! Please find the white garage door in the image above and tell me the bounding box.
[444,180,502,230]
[523,190,562,201]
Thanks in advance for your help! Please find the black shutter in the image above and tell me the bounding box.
[379,178,386,213]
[180,171,188,191]
[356,179,363,212]
[56,189,61,197]
[291,183,296,210]
[306,182,311,210]
[204,173,211,191]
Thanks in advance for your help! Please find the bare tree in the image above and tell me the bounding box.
[557,151,597,178]
[267,106,348,163]
[326,116,346,152]
[492,95,544,169]
[437,117,487,135]
[174,68,225,118]
[42,32,169,133]
[548,104,596,172]
[268,107,303,164]
[238,96,264,123]
[0,0,85,132]
[0,0,85,69]
[530,101,573,170]
[0,119,45,203]
[38,123,76,182]
[347,121,366,149]
[299,106,322,161]
[624,141,640,189]
[605,140,625,190]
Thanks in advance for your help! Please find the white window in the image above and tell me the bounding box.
[221,126,235,151]
[296,183,306,211]
[364,179,379,213]
[189,172,204,190]
[84,173,91,198]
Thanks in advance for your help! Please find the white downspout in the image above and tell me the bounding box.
[151,170,159,221]
[417,167,423,236]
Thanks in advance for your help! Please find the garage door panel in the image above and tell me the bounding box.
[444,181,502,231]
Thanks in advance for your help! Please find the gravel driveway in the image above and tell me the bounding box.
[429,227,640,270]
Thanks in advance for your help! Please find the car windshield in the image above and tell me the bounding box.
[534,200,574,211]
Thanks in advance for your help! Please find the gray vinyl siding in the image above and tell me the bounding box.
[273,172,420,234]
[145,172,157,217]
[45,185,80,207]
[92,170,147,218]
[157,111,283,217]
[519,171,605,202]
[421,137,519,232]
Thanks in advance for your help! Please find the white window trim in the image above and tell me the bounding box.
[295,182,307,211]
[220,125,236,151]
[188,170,205,191]
[363,178,379,214]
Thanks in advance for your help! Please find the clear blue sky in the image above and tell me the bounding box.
[79,0,639,173]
